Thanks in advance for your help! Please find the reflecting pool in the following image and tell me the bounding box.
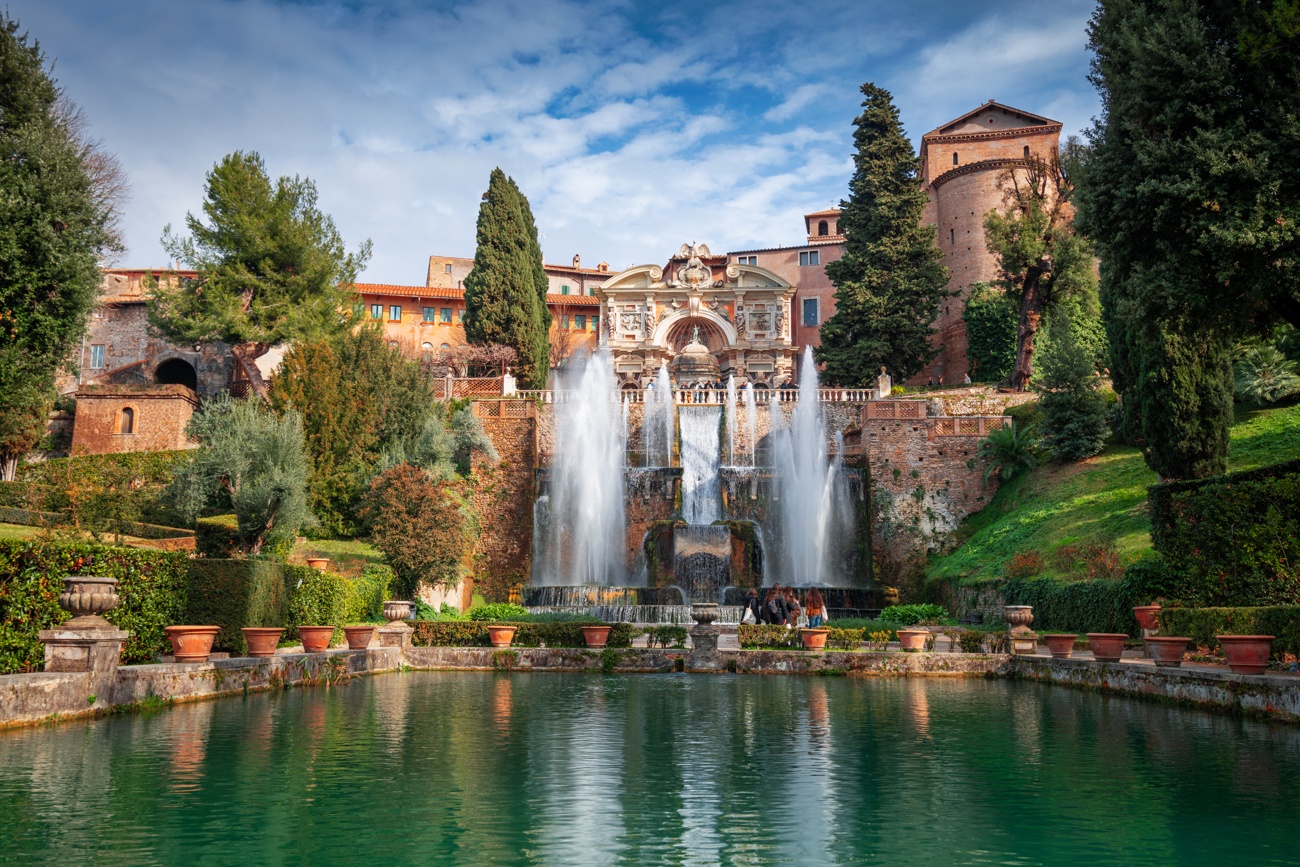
[2,673,1298,865]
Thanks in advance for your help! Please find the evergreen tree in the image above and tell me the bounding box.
[149,151,371,398]
[462,168,551,389]
[1035,312,1111,462]
[0,14,123,479]
[817,83,950,385]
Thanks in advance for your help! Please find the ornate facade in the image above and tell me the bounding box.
[598,242,797,387]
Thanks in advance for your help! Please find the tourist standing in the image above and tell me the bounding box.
[741,588,762,625]
[763,586,788,625]
[806,588,825,628]
[784,588,802,628]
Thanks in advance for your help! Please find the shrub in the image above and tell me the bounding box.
[411,620,633,648]
[1159,606,1300,659]
[641,625,688,648]
[878,603,948,625]
[351,565,394,622]
[1002,558,1185,636]
[1005,550,1045,580]
[737,625,799,649]
[956,630,987,653]
[195,514,241,558]
[468,602,529,622]
[363,464,477,599]
[979,424,1040,484]
[962,282,1018,383]
[185,560,290,654]
[1234,345,1300,404]
[287,565,352,644]
[1004,401,1043,431]
[0,541,188,673]
[1035,310,1111,462]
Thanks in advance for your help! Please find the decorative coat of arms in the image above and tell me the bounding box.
[619,311,641,334]
[668,241,721,289]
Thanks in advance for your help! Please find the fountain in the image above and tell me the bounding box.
[642,363,674,467]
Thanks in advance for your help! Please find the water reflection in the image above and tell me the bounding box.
[1,674,1299,865]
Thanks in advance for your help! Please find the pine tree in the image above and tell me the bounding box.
[149,151,371,398]
[462,169,551,389]
[816,83,950,385]
[0,14,123,480]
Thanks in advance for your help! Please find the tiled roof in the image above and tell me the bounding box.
[355,282,599,306]
[923,101,1060,139]
[804,208,841,218]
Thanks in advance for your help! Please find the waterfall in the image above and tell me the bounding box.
[743,383,757,467]
[725,376,738,466]
[534,349,629,586]
[643,363,675,467]
[621,394,631,467]
[678,406,721,524]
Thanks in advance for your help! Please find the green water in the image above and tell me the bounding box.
[1,673,1298,865]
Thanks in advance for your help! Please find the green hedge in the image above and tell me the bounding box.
[0,505,63,527]
[1149,459,1300,605]
[195,515,242,558]
[1159,606,1300,659]
[0,505,192,542]
[17,451,191,488]
[0,482,56,510]
[1002,557,1180,636]
[737,624,901,649]
[0,541,188,673]
[185,560,291,654]
[411,620,635,648]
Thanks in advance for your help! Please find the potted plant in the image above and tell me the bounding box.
[241,627,284,658]
[165,625,222,663]
[1043,634,1076,659]
[298,625,335,653]
[897,628,928,652]
[487,625,518,648]
[1133,605,1161,631]
[581,625,613,648]
[1216,634,1275,675]
[343,626,375,650]
[1086,633,1128,663]
[1145,636,1191,668]
[799,627,831,650]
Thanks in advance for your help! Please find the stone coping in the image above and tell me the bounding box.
[4,645,1300,730]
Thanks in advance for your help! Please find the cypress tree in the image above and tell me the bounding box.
[462,169,551,389]
[817,82,950,385]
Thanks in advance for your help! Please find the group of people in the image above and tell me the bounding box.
[741,586,826,628]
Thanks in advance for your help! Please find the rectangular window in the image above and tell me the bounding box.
[423,307,436,322]
[440,307,453,323]
[799,250,820,266]
[575,315,586,330]
[389,305,402,321]
[591,316,599,332]
[737,255,756,265]
[370,304,382,319]
[561,284,571,295]
[560,314,570,329]
[90,344,105,369]
[444,263,452,274]
[802,298,820,327]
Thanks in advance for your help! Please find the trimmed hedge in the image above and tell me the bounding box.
[737,624,901,649]
[0,505,63,527]
[411,620,635,648]
[186,560,291,654]
[1159,606,1300,659]
[196,515,242,558]
[1002,557,1180,636]
[0,541,188,673]
[0,482,57,510]
[1149,459,1300,605]
[17,450,191,488]
[0,505,193,542]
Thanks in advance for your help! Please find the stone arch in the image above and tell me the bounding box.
[652,308,736,349]
[154,357,197,391]
[117,406,135,435]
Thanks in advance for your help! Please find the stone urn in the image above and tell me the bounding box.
[1133,605,1161,631]
[1004,606,1035,631]
[305,557,330,572]
[691,603,720,626]
[1087,633,1128,663]
[799,627,831,651]
[241,627,284,658]
[343,626,375,650]
[1216,635,1275,675]
[165,625,221,663]
[897,628,929,652]
[487,625,518,648]
[59,576,120,628]
[1146,636,1191,669]
[581,625,613,648]
[383,600,413,623]
[1043,634,1076,659]
[298,625,335,653]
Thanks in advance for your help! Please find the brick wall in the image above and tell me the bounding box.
[469,404,539,601]
[71,385,198,455]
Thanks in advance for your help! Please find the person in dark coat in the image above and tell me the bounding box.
[742,588,763,625]
[763,585,789,625]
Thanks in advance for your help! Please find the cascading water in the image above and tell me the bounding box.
[533,349,629,586]
[642,363,674,467]
[743,383,757,467]
[767,346,855,587]
[679,406,721,524]
[725,376,738,465]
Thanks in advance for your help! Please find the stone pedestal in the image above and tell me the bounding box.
[378,623,413,649]
[1010,632,1039,656]
[687,625,723,671]
[39,627,130,675]
[1004,605,1038,655]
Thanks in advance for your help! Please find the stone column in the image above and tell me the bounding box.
[1004,605,1038,655]
[687,602,724,672]
[39,576,129,696]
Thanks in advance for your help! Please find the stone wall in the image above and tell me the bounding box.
[71,385,199,455]
[470,403,539,601]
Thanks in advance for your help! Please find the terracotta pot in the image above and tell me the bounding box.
[298,625,335,653]
[897,628,928,652]
[343,626,375,650]
[1133,605,1161,631]
[165,625,221,663]
[1146,636,1190,668]
[1216,635,1275,675]
[799,627,831,650]
[487,625,518,648]
[581,625,613,648]
[1043,634,1076,659]
[241,627,284,658]
[1087,633,1129,663]
[305,557,330,572]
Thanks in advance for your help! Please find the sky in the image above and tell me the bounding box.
[14,0,1100,284]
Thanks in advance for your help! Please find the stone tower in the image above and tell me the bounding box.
[919,101,1063,384]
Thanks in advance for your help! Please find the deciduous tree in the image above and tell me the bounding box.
[815,82,950,385]
[149,151,371,397]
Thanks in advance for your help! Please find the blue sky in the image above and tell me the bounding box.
[15,0,1099,283]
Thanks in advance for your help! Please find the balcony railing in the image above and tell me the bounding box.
[514,387,883,405]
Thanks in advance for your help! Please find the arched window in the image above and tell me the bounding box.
[440,343,451,352]
[952,152,959,165]
[817,220,829,236]
[1024,145,1030,160]
[118,407,135,435]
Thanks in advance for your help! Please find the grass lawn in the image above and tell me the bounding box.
[928,403,1300,586]
[295,537,385,576]
[0,523,157,546]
